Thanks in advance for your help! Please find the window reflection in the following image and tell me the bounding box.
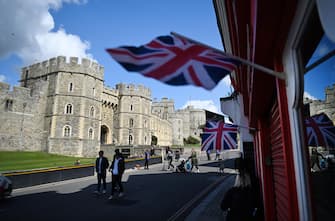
[303,33,335,220]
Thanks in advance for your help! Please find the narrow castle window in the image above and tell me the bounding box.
[129,135,133,145]
[68,83,73,92]
[5,99,13,111]
[65,104,73,114]
[23,70,28,87]
[93,88,96,96]
[88,128,94,139]
[90,106,95,117]
[63,125,71,137]
[130,104,133,111]
[129,118,134,128]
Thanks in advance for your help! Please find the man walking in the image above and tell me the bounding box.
[109,149,125,200]
[144,149,150,169]
[95,150,109,194]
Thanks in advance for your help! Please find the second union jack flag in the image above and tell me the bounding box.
[305,113,335,147]
[201,120,238,151]
[106,35,240,90]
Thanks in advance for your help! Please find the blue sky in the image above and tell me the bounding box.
[0,0,333,112]
[305,35,335,100]
[0,0,232,113]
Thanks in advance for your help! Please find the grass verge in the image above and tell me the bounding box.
[0,151,95,173]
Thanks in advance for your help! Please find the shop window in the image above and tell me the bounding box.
[299,4,335,220]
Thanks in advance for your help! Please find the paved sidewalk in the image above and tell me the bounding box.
[185,172,235,221]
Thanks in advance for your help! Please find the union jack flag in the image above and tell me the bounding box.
[201,120,238,151]
[305,113,335,147]
[106,35,240,90]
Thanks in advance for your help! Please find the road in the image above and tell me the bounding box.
[0,155,235,221]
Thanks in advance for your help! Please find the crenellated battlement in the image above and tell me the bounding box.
[21,56,104,81]
[325,84,335,102]
[0,81,10,91]
[153,97,174,104]
[116,83,151,99]
[103,85,119,96]
[0,81,32,98]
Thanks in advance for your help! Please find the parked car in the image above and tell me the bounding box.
[0,174,12,199]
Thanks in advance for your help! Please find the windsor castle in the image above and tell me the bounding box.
[0,56,205,157]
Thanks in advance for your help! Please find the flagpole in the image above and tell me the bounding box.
[171,32,286,80]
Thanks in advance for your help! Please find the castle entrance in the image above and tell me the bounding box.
[100,125,109,144]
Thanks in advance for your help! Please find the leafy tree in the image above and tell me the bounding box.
[151,135,158,145]
[184,136,200,145]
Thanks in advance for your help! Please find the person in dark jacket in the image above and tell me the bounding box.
[95,150,109,194]
[144,149,150,169]
[108,149,125,200]
[221,172,260,221]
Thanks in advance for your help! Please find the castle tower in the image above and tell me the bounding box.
[101,86,119,145]
[152,97,175,119]
[115,83,152,146]
[21,56,104,157]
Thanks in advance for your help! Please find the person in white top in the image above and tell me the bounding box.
[108,149,125,200]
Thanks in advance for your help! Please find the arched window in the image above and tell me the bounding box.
[63,125,71,137]
[129,118,134,128]
[129,135,133,145]
[68,83,73,92]
[90,106,95,117]
[88,128,94,139]
[65,104,73,114]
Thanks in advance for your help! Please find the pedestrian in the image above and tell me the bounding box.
[215,149,221,160]
[189,148,199,172]
[310,147,325,171]
[206,149,211,160]
[218,158,224,174]
[108,149,125,200]
[176,159,186,173]
[221,172,260,221]
[95,150,109,194]
[144,149,150,169]
[150,146,155,156]
[167,148,175,170]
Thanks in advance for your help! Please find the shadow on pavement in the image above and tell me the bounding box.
[0,170,227,221]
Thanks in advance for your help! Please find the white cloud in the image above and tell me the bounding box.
[182,100,219,113]
[0,75,6,82]
[221,75,231,87]
[304,91,317,100]
[0,0,92,65]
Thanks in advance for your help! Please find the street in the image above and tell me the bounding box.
[0,156,235,221]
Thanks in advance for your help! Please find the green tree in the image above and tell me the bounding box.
[151,135,158,145]
[184,136,200,145]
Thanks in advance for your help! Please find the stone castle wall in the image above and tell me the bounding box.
[306,84,335,123]
[0,81,49,152]
[0,56,206,157]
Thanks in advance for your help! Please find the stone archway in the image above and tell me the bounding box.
[100,125,109,144]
